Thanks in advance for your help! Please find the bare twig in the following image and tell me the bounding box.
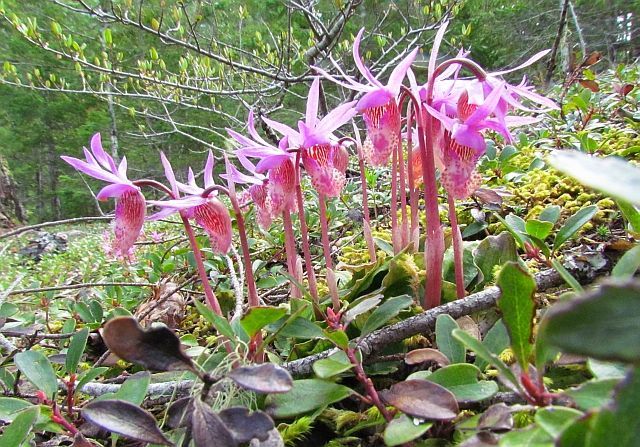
[8,282,156,296]
[0,216,112,240]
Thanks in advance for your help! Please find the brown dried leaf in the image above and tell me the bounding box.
[380,379,459,420]
[219,407,275,443]
[101,317,194,372]
[227,364,293,394]
[477,403,513,432]
[191,399,235,447]
[136,282,186,329]
[579,79,600,92]
[405,348,450,366]
[457,316,481,340]
[584,51,602,66]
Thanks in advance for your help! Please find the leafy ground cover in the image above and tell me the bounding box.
[0,51,639,447]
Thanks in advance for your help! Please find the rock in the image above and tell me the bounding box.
[18,231,68,261]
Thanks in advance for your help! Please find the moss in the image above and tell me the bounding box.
[278,416,315,446]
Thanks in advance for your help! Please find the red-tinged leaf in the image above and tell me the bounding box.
[477,403,513,432]
[191,399,235,447]
[82,399,172,446]
[473,188,503,207]
[584,51,602,66]
[579,79,599,92]
[101,317,194,372]
[380,379,459,420]
[166,397,193,429]
[219,407,274,443]
[405,348,450,366]
[227,363,293,394]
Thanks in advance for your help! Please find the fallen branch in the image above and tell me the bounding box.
[8,282,156,296]
[0,216,112,240]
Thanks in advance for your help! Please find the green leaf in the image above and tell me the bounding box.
[267,317,326,340]
[476,320,510,371]
[525,219,554,240]
[499,426,552,446]
[565,379,619,411]
[266,379,352,418]
[494,213,530,248]
[383,414,432,446]
[238,306,285,339]
[535,406,583,439]
[115,372,150,405]
[541,281,640,362]
[497,262,536,369]
[549,151,640,206]
[612,245,640,279]
[587,359,627,380]
[553,205,598,250]
[435,315,465,364]
[361,295,412,335]
[425,364,498,403]
[0,398,33,422]
[65,328,89,375]
[323,329,349,349]
[75,367,108,395]
[312,351,353,379]
[551,258,584,292]
[616,200,640,233]
[472,232,519,291]
[539,205,561,225]
[452,329,519,390]
[0,406,39,447]
[14,351,57,399]
[194,299,235,342]
[587,367,640,447]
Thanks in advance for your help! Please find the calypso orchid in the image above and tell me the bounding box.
[148,151,232,254]
[314,30,418,167]
[61,133,145,260]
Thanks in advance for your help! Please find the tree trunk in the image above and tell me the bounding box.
[100,0,120,162]
[0,156,26,231]
[46,136,60,221]
[545,0,570,87]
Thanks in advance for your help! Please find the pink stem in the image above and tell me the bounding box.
[390,141,399,254]
[318,192,340,310]
[356,141,377,262]
[406,106,419,248]
[282,211,301,298]
[397,127,409,248]
[447,194,466,299]
[346,347,393,422]
[294,152,319,303]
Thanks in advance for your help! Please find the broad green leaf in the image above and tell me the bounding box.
[525,219,554,240]
[0,406,39,447]
[268,316,326,340]
[617,200,640,233]
[313,351,353,378]
[549,151,640,206]
[539,205,561,225]
[535,406,583,438]
[361,295,413,335]
[383,414,432,446]
[587,359,627,380]
[240,307,287,338]
[14,351,57,399]
[194,299,235,341]
[425,364,498,403]
[323,329,349,349]
[476,319,510,371]
[0,398,33,422]
[265,379,352,418]
[65,328,89,375]
[499,426,553,446]
[472,232,519,291]
[115,372,150,405]
[497,262,536,369]
[443,241,480,289]
[565,379,619,411]
[553,205,598,250]
[541,281,640,362]
[75,367,109,395]
[587,367,640,447]
[343,295,382,325]
[494,213,529,248]
[612,244,640,279]
[452,329,520,390]
[435,315,465,364]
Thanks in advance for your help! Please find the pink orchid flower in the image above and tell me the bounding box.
[148,151,232,254]
[261,77,357,197]
[314,30,418,166]
[227,112,297,215]
[61,133,145,260]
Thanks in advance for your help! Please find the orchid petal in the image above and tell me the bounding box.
[148,196,207,209]
[237,146,282,159]
[90,133,116,171]
[247,111,272,146]
[97,183,135,200]
[452,124,485,151]
[356,90,393,112]
[61,156,124,184]
[388,47,419,94]
[175,181,202,196]
[148,207,179,221]
[222,161,263,185]
[262,116,299,141]
[227,127,257,148]
[160,152,180,197]
[306,78,320,129]
[317,100,358,134]
[466,82,505,126]
[423,104,456,131]
[117,156,128,178]
[353,28,384,88]
[429,20,449,78]
[255,154,291,174]
[491,49,551,76]
[187,167,197,188]
[204,150,215,189]
[312,65,371,92]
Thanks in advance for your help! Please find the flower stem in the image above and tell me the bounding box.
[346,347,393,422]
[318,192,340,310]
[447,194,466,299]
[406,105,419,249]
[352,135,377,262]
[390,140,399,254]
[282,211,301,298]
[294,151,319,303]
[397,129,409,248]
